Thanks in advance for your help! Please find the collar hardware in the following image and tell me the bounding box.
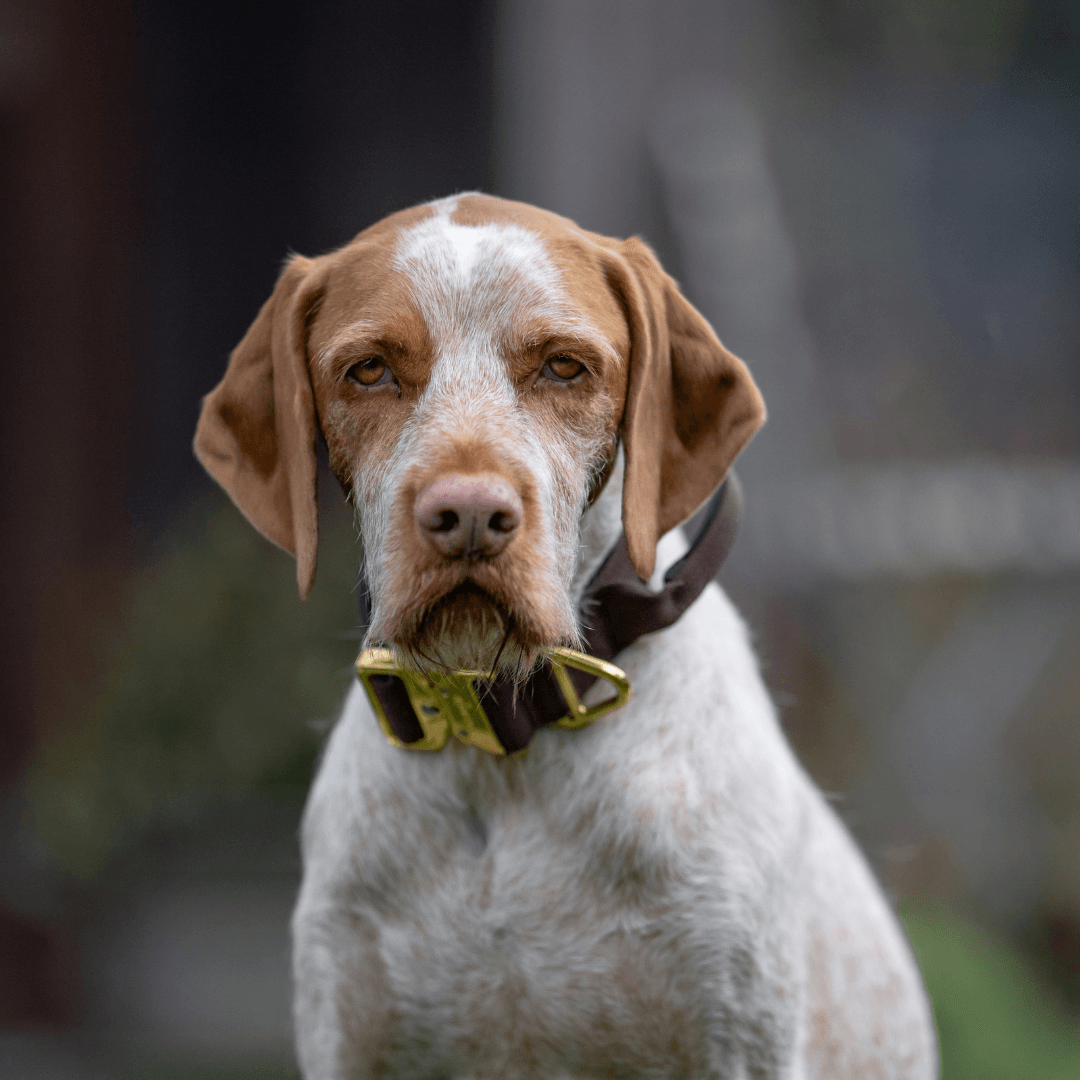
[356,646,630,755]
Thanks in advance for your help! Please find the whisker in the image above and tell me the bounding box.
[490,612,515,676]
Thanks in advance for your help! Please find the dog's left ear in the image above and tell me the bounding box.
[194,255,324,599]
[609,238,765,581]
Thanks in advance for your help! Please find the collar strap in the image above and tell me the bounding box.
[356,472,742,754]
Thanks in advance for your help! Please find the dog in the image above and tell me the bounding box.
[194,193,937,1078]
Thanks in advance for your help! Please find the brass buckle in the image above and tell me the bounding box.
[354,646,631,754]
[546,648,631,729]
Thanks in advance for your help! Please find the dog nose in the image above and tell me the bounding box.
[414,474,523,559]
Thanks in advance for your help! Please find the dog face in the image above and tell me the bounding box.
[194,194,764,676]
[309,198,631,674]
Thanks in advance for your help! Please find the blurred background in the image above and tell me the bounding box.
[1,1,1079,1076]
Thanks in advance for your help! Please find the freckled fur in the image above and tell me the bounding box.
[195,193,936,1079]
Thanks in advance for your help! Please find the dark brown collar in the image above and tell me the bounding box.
[357,472,742,754]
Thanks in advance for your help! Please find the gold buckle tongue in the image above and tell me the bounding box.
[354,646,631,754]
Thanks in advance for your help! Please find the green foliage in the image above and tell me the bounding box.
[903,908,1080,1080]
[27,493,361,878]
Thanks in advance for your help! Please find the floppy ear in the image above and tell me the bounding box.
[612,237,765,580]
[193,255,323,599]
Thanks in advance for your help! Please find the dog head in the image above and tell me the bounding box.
[194,194,764,676]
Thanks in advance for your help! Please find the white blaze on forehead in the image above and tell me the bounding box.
[394,195,564,301]
[392,197,581,396]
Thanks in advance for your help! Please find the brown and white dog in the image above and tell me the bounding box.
[195,194,937,1079]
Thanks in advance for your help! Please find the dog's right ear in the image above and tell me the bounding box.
[194,255,324,599]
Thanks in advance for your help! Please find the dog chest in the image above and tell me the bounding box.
[299,684,803,1079]
[348,786,766,1078]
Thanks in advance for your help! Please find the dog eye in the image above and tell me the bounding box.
[542,356,585,382]
[347,358,391,387]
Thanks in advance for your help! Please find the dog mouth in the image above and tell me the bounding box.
[382,579,546,679]
[422,582,507,634]
[366,515,582,679]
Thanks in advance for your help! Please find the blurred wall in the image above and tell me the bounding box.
[0,0,137,786]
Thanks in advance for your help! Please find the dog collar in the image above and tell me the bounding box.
[355,472,742,755]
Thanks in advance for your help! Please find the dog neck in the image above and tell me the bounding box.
[571,450,629,617]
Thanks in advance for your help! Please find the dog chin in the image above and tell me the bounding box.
[390,583,549,681]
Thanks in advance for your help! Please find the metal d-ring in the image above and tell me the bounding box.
[546,646,631,729]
